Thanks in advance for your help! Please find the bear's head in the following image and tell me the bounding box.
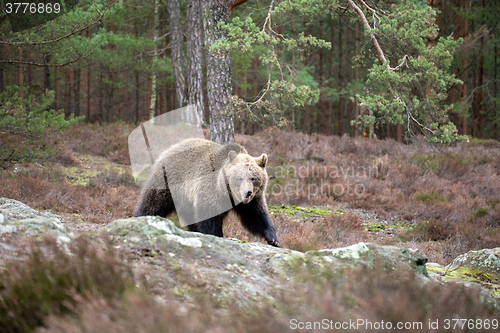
[225,150,268,205]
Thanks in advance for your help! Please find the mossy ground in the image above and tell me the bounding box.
[64,153,132,186]
[426,265,500,297]
[268,205,334,221]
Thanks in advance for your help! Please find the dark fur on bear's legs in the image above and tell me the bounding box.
[133,188,176,218]
[187,212,228,237]
[234,198,280,247]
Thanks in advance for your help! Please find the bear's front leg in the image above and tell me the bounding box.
[234,198,280,247]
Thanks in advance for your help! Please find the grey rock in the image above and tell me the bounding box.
[100,216,431,307]
[0,197,72,243]
[447,248,500,279]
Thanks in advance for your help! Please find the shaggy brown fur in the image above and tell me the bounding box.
[134,138,280,247]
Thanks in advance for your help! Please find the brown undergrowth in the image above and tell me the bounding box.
[236,129,500,264]
[32,261,500,333]
[1,124,499,263]
[1,124,500,332]
[1,237,494,333]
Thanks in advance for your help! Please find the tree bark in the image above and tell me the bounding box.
[495,44,498,139]
[353,20,360,138]
[17,48,23,99]
[43,54,51,92]
[187,0,205,126]
[202,0,239,143]
[318,19,326,134]
[65,68,73,117]
[147,73,152,122]
[327,18,334,135]
[167,0,187,108]
[55,66,60,111]
[98,68,103,122]
[74,67,80,117]
[302,22,310,134]
[86,59,91,121]
[135,71,140,124]
[150,0,159,120]
[474,6,484,137]
[338,18,343,136]
[251,56,259,135]
[459,0,469,136]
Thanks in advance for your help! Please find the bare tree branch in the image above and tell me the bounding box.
[347,0,388,67]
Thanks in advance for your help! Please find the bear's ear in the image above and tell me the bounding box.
[256,154,268,168]
[228,150,237,162]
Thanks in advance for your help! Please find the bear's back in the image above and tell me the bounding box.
[155,138,247,184]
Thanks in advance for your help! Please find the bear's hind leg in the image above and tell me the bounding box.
[134,188,176,218]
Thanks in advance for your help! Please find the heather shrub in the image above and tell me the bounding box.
[237,128,500,262]
[0,174,138,223]
[0,237,134,333]
[38,263,499,333]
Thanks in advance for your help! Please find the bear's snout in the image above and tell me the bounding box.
[243,189,253,202]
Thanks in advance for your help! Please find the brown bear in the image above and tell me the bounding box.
[133,138,280,247]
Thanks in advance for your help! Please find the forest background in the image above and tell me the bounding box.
[1,2,500,330]
[1,0,499,154]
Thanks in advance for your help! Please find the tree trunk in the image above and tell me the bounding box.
[302,23,309,134]
[251,56,259,135]
[459,0,469,136]
[187,0,205,126]
[345,18,352,137]
[65,68,73,117]
[98,68,103,122]
[74,67,80,117]
[495,44,498,139]
[475,10,484,137]
[353,20,360,138]
[318,19,326,134]
[55,66,60,111]
[327,18,334,135]
[202,0,235,143]
[43,54,51,92]
[8,45,13,87]
[17,48,23,99]
[0,61,3,92]
[147,74,152,122]
[86,29,91,122]
[135,71,140,124]
[150,0,159,120]
[241,59,248,134]
[338,18,343,136]
[167,0,187,108]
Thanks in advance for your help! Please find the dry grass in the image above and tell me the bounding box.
[35,263,499,333]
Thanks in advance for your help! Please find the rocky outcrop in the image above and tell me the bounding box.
[1,197,499,308]
[0,198,72,243]
[427,248,500,298]
[100,216,430,306]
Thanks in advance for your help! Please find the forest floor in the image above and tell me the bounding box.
[1,122,500,265]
